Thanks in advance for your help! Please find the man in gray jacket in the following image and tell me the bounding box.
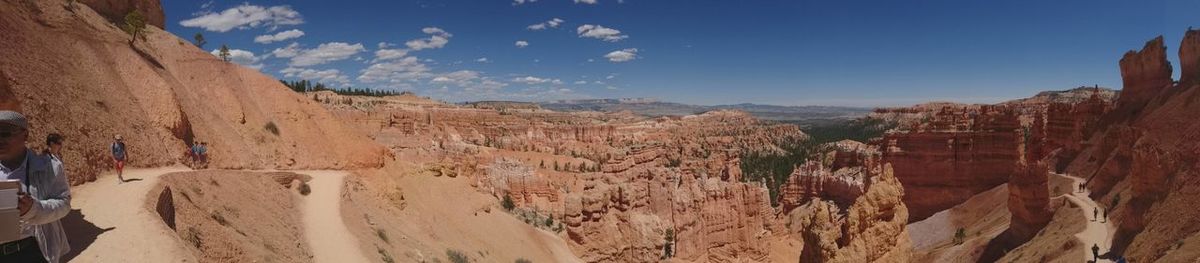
[0,111,71,263]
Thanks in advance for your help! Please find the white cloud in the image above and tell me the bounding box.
[476,57,490,63]
[605,74,616,79]
[527,18,565,30]
[358,56,432,85]
[374,49,409,62]
[405,27,453,51]
[604,48,638,62]
[280,67,349,84]
[281,42,366,67]
[512,76,563,85]
[513,0,538,5]
[271,42,301,58]
[180,4,303,32]
[574,80,588,85]
[253,29,305,44]
[577,24,627,42]
[210,48,263,70]
[575,0,598,4]
[514,40,530,48]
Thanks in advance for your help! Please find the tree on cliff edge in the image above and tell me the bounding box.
[219,45,231,62]
[122,10,147,45]
[193,33,207,48]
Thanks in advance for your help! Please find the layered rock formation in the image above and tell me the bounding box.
[1117,36,1173,109]
[877,105,1022,221]
[795,164,911,263]
[0,1,384,184]
[1006,113,1051,242]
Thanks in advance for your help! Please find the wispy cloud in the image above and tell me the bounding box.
[527,18,565,30]
[254,29,305,44]
[181,4,303,32]
[604,48,638,62]
[577,24,627,42]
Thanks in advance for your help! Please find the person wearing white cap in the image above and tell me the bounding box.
[0,110,72,263]
[110,135,126,184]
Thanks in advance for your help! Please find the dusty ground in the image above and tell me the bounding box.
[298,170,370,263]
[64,167,196,263]
[341,161,582,263]
[908,184,1011,262]
[148,170,316,263]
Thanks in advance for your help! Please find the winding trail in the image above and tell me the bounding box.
[296,170,370,263]
[63,168,368,263]
[1054,173,1116,263]
[65,167,196,263]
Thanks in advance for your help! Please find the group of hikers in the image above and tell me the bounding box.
[187,140,209,169]
[0,110,214,262]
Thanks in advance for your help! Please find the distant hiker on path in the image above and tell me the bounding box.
[1092,243,1100,262]
[0,111,73,263]
[1103,208,1108,223]
[198,141,208,169]
[1094,207,1099,221]
[44,134,64,177]
[111,135,126,184]
[189,141,200,167]
[1079,182,1085,193]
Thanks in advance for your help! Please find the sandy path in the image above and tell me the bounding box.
[296,170,370,263]
[65,167,196,263]
[1055,173,1115,263]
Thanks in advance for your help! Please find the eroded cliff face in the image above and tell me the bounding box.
[1062,30,1200,261]
[1006,113,1051,242]
[1117,36,1173,109]
[796,164,911,263]
[876,105,1022,221]
[0,1,385,184]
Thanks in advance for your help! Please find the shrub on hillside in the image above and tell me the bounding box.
[264,121,280,136]
[447,249,469,263]
[501,194,515,211]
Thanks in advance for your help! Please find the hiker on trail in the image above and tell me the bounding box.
[1092,243,1100,262]
[189,141,200,167]
[199,141,208,168]
[44,134,64,178]
[111,135,127,184]
[1094,207,1099,221]
[1079,182,1085,193]
[0,111,73,263]
[1103,208,1108,222]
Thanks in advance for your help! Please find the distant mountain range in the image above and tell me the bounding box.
[539,98,872,121]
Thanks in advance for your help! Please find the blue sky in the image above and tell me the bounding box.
[163,0,1199,107]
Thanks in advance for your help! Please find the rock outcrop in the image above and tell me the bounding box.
[1117,36,1173,108]
[1179,29,1200,85]
[877,105,1022,221]
[796,164,911,263]
[1006,113,1051,242]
